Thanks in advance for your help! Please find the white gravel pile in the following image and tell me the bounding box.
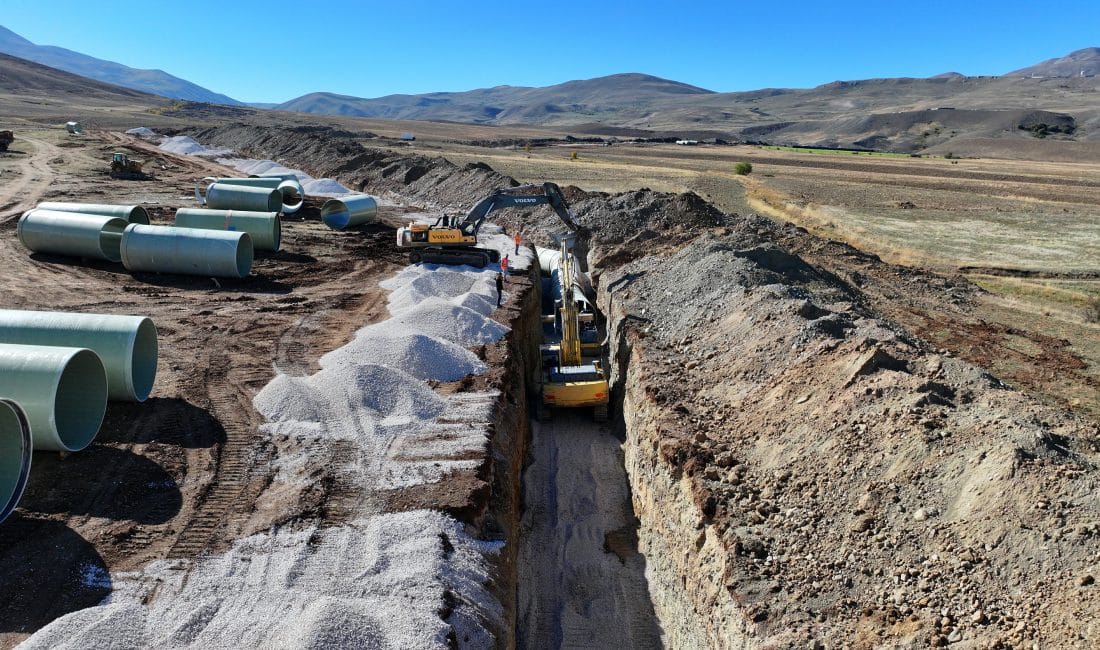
[124,126,164,142]
[22,511,501,650]
[320,332,486,382]
[302,178,352,195]
[158,135,234,158]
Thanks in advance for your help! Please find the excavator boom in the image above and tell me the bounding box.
[396,181,581,268]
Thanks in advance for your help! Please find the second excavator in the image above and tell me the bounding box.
[396,182,580,268]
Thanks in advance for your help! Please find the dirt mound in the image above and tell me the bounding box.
[186,124,518,210]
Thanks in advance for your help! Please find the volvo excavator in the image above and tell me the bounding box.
[396,182,581,268]
[539,235,609,422]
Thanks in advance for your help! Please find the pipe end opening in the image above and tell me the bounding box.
[129,318,158,402]
[0,399,32,523]
[54,349,107,452]
[237,233,255,277]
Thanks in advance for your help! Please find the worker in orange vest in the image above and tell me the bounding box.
[500,255,509,273]
[514,232,521,254]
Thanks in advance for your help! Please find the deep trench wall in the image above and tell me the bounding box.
[596,233,1100,647]
[479,261,542,649]
[601,278,748,649]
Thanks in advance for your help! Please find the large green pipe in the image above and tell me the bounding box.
[0,310,158,402]
[0,399,32,524]
[200,177,303,214]
[0,344,107,452]
[35,201,150,225]
[321,195,378,230]
[203,183,282,213]
[18,210,128,262]
[121,224,253,278]
[174,208,281,252]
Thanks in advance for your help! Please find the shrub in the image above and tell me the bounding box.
[1085,297,1100,324]
[734,162,753,175]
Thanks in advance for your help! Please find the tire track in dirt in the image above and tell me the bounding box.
[0,134,63,220]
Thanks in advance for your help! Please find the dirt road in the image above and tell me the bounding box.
[0,134,61,217]
[517,413,663,649]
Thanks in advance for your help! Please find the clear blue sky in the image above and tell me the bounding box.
[4,0,1098,103]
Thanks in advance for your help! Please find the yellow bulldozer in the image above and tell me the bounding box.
[109,152,146,180]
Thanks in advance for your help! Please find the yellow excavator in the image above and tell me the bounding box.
[396,182,580,268]
[540,235,609,422]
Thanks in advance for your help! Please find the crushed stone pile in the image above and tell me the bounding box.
[158,135,233,158]
[22,511,499,650]
[124,126,164,142]
[320,332,486,382]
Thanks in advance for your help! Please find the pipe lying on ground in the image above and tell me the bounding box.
[35,202,150,225]
[18,210,128,262]
[0,310,158,402]
[121,224,254,278]
[321,195,378,230]
[276,180,303,214]
[199,177,304,215]
[174,208,281,252]
[203,183,282,213]
[0,344,107,452]
[0,399,32,524]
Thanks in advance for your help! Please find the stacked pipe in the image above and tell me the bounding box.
[18,202,254,278]
[198,176,304,214]
[0,310,159,524]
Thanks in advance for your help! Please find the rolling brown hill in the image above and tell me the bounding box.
[0,25,241,105]
[274,51,1100,152]
[1007,47,1100,78]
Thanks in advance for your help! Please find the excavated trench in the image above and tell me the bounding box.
[512,268,663,648]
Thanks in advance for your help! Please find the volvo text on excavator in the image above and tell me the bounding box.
[396,182,581,268]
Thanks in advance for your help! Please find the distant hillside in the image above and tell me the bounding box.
[0,51,159,101]
[1007,47,1100,78]
[276,73,714,123]
[0,25,241,105]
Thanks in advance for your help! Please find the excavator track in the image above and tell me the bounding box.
[410,247,499,268]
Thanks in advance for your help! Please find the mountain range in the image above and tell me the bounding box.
[0,25,241,105]
[1,22,1098,154]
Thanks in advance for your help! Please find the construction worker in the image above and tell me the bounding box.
[501,255,509,274]
[495,272,504,307]
[514,232,522,254]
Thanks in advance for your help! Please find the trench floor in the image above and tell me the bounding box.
[516,411,663,649]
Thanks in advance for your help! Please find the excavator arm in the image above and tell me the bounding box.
[455,182,581,237]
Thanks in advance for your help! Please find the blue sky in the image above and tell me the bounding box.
[3,0,1098,103]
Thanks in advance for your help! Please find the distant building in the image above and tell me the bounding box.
[400,133,416,141]
[675,139,699,146]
